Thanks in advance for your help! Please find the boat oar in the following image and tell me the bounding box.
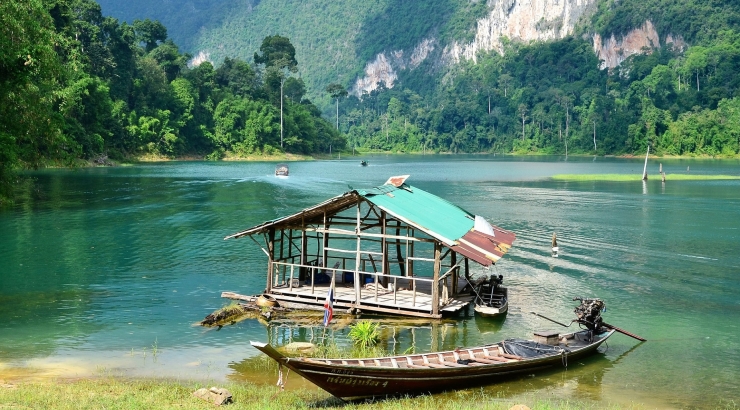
[462,276,485,305]
[531,312,647,342]
[602,322,646,342]
[530,312,571,328]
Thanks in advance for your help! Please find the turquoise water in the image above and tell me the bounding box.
[1,155,739,408]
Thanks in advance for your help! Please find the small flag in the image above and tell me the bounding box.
[323,285,334,327]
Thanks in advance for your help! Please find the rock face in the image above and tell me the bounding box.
[353,53,398,96]
[353,0,596,94]
[446,0,597,63]
[188,50,212,68]
[352,38,436,96]
[593,21,686,69]
[351,2,686,94]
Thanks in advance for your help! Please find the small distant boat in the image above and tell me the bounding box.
[360,160,368,166]
[472,274,508,317]
[275,164,289,177]
[251,298,623,401]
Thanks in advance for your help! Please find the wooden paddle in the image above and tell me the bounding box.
[601,322,647,342]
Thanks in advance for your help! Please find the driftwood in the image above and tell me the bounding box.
[199,302,294,327]
[200,295,459,328]
[91,154,114,166]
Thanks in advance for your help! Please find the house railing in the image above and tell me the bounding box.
[269,260,443,309]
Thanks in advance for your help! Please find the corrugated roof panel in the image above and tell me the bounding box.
[451,227,516,267]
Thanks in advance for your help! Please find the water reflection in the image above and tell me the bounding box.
[474,312,507,335]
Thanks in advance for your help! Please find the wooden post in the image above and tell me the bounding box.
[322,210,329,274]
[409,229,415,290]
[354,201,362,307]
[642,145,650,180]
[300,215,307,281]
[464,258,469,284]
[451,251,457,296]
[267,228,275,292]
[395,220,405,277]
[278,229,285,284]
[381,211,388,287]
[279,230,285,261]
[432,242,441,316]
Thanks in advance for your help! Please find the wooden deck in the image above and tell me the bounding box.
[264,274,474,318]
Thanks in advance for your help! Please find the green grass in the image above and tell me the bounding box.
[0,377,649,409]
[551,174,740,181]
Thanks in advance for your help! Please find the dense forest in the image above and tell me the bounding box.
[0,0,342,202]
[180,0,740,158]
[340,33,740,157]
[338,0,740,157]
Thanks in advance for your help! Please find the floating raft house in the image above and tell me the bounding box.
[224,175,516,319]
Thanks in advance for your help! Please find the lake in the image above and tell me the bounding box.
[1,155,739,408]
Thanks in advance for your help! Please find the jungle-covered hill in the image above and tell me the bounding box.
[95,0,740,158]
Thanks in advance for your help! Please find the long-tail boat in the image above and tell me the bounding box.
[251,298,640,401]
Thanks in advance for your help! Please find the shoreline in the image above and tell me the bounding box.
[0,374,648,409]
[28,151,740,170]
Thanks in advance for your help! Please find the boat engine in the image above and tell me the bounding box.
[572,297,605,331]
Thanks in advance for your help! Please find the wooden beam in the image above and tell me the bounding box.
[432,242,441,316]
[313,228,435,242]
[300,215,307,281]
[451,251,457,295]
[267,228,275,292]
[322,210,329,268]
[409,228,415,288]
[381,211,388,287]
[354,201,362,305]
[395,219,405,277]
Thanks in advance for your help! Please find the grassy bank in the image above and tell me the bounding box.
[551,174,740,181]
[0,377,640,410]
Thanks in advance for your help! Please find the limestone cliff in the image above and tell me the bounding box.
[353,0,597,95]
[446,0,597,63]
[352,38,436,96]
[592,21,686,69]
[352,1,686,95]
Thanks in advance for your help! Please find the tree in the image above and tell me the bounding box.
[518,104,528,140]
[283,77,306,103]
[215,57,256,98]
[253,35,297,70]
[254,36,299,149]
[0,0,64,200]
[326,83,348,130]
[498,73,513,97]
[133,19,167,52]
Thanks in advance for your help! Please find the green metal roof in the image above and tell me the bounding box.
[224,176,515,266]
[358,184,474,246]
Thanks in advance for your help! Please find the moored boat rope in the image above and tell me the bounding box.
[276,363,290,391]
[560,348,568,368]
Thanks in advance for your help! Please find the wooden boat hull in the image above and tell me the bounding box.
[251,328,614,401]
[473,286,508,317]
